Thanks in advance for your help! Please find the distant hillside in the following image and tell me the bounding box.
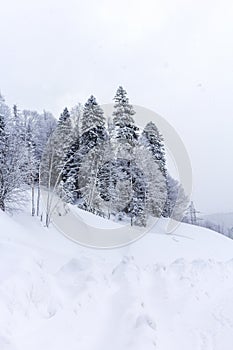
[202,212,233,234]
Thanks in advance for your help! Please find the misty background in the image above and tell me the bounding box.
[0,0,232,214]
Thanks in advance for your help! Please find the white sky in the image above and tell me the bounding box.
[0,0,232,214]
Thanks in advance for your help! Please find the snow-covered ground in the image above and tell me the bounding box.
[1,208,233,350]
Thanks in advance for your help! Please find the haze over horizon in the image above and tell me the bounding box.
[0,0,232,214]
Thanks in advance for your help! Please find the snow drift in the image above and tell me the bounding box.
[0,209,233,350]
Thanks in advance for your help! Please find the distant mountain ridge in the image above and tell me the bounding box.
[203,212,233,229]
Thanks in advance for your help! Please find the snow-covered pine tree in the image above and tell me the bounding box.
[11,105,29,179]
[96,138,118,219]
[112,86,138,150]
[82,96,105,134]
[13,104,21,131]
[113,86,135,126]
[97,143,167,226]
[99,157,134,221]
[0,95,28,211]
[55,107,74,174]
[111,87,142,222]
[62,96,107,206]
[60,104,83,203]
[140,121,167,176]
[141,122,174,217]
[80,95,107,154]
[60,136,80,204]
[127,162,147,226]
[133,144,167,220]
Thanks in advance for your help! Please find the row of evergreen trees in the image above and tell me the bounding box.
[0,87,188,226]
[41,87,188,227]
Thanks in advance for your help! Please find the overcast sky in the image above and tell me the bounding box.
[0,0,232,214]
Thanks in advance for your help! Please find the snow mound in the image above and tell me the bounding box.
[71,206,124,229]
[0,209,233,350]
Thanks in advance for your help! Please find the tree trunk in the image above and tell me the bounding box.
[36,183,40,216]
[0,197,5,211]
[45,212,50,228]
[31,180,35,216]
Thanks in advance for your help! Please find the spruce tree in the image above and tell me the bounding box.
[13,104,22,132]
[113,86,135,126]
[141,122,167,177]
[60,136,80,203]
[133,144,167,220]
[141,122,172,217]
[44,107,73,188]
[60,97,106,206]
[63,96,106,204]
[111,87,141,222]
[112,86,138,147]
[80,96,106,153]
[79,96,106,169]
[82,96,105,134]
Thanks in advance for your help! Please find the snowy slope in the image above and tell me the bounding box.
[1,209,233,350]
